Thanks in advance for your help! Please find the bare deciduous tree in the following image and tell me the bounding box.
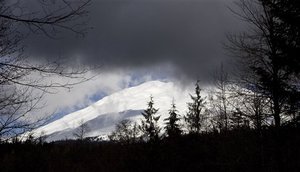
[0,0,92,139]
[226,0,299,127]
[229,84,271,130]
[0,0,91,37]
[109,119,140,144]
[73,120,90,140]
[209,64,231,131]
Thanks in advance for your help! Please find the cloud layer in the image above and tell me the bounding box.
[25,0,243,81]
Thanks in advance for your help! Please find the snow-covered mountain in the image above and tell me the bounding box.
[33,81,194,141]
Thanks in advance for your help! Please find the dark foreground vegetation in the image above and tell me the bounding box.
[1,126,300,172]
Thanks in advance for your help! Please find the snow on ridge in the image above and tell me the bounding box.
[33,80,192,137]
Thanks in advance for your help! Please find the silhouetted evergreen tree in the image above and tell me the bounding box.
[185,81,206,134]
[139,96,161,142]
[164,100,182,138]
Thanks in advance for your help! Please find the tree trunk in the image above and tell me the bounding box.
[273,81,281,128]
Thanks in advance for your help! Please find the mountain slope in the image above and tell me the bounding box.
[34,81,193,141]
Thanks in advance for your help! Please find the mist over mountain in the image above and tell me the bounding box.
[34,81,197,141]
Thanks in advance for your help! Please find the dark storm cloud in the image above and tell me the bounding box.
[25,0,243,81]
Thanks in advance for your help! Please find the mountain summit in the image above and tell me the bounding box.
[34,81,192,141]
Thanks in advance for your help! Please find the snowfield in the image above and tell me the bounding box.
[33,81,195,141]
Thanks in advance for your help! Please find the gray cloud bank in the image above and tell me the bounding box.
[25,0,243,81]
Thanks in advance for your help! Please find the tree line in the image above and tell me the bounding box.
[108,77,297,144]
[109,0,300,143]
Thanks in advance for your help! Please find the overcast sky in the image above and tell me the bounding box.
[22,0,245,118]
[25,0,244,79]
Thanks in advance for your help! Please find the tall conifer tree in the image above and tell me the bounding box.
[185,81,206,134]
[139,96,161,142]
[164,100,182,138]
